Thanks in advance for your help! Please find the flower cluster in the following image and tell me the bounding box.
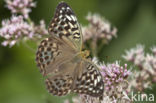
[64,60,132,103]
[0,15,34,47]
[151,46,156,56]
[123,45,145,65]
[33,20,48,37]
[123,45,156,91]
[100,62,131,102]
[5,0,36,18]
[100,62,131,91]
[0,0,48,47]
[82,13,117,43]
[0,16,48,47]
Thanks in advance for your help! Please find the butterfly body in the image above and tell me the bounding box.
[36,2,104,97]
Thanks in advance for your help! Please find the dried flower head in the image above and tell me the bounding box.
[82,13,117,43]
[5,0,36,18]
[0,15,34,47]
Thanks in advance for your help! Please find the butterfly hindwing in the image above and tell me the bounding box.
[72,60,104,97]
[48,2,82,50]
[45,58,80,96]
[45,75,73,96]
[44,57,104,97]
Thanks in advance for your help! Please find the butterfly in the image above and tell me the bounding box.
[36,2,104,97]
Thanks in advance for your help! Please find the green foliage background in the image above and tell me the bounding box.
[0,0,156,103]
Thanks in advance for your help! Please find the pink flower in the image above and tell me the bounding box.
[82,13,117,43]
[0,15,34,47]
[151,46,156,56]
[5,0,36,18]
[33,20,48,36]
[100,62,131,92]
[123,45,156,91]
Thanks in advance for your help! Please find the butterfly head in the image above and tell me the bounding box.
[80,50,90,58]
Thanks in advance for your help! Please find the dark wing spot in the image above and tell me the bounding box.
[58,26,63,31]
[70,20,76,25]
[60,21,65,25]
[71,27,78,31]
[64,25,70,30]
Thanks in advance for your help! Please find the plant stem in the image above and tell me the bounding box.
[91,37,97,57]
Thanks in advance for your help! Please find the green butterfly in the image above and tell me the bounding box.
[36,2,104,97]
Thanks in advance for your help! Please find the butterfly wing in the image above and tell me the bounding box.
[36,36,76,76]
[45,59,80,96]
[36,38,104,97]
[72,59,104,97]
[44,57,104,97]
[45,75,73,96]
[36,36,79,96]
[36,2,104,97]
[48,2,82,51]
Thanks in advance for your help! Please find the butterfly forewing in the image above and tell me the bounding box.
[36,36,76,76]
[48,2,82,50]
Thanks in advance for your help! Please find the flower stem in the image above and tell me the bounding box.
[91,37,97,57]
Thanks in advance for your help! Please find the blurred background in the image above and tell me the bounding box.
[0,0,156,103]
